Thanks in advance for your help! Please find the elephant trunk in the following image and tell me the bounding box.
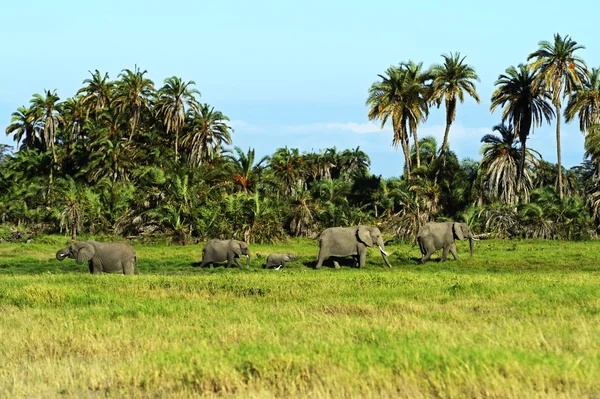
[56,248,69,261]
[246,254,251,268]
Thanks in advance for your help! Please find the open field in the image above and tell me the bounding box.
[0,238,599,398]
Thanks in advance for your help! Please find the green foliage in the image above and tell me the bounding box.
[2,59,600,243]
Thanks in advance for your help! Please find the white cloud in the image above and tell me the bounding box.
[284,121,391,134]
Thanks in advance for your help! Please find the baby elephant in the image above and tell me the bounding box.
[56,240,137,275]
[264,253,298,270]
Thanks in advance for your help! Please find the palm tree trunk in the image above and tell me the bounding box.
[434,120,452,187]
[556,107,563,200]
[128,114,137,144]
[440,120,452,155]
[399,129,411,181]
[175,128,179,163]
[71,219,77,241]
[518,141,526,202]
[412,127,421,168]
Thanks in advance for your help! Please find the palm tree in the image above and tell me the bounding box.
[339,146,371,177]
[565,67,600,135]
[76,70,114,119]
[5,105,41,151]
[114,66,155,143]
[490,64,554,186]
[401,61,431,168]
[56,177,83,240]
[480,123,540,204]
[30,90,63,164]
[226,147,269,193]
[182,103,232,167]
[527,33,588,199]
[429,52,480,156]
[367,65,413,179]
[156,76,200,163]
[269,147,305,196]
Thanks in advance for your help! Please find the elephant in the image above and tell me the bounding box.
[198,239,250,268]
[315,225,391,269]
[55,240,137,275]
[264,253,298,270]
[416,222,475,263]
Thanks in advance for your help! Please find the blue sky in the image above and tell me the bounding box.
[1,0,599,177]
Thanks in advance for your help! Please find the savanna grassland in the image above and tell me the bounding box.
[0,238,599,398]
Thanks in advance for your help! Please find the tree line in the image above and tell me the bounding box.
[2,33,600,244]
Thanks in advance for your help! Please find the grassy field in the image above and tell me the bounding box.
[0,237,599,398]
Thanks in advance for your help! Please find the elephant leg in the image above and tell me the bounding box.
[199,260,212,268]
[420,249,434,264]
[449,242,459,260]
[90,259,102,275]
[358,250,366,268]
[123,261,135,275]
[441,245,450,262]
[281,260,287,268]
[418,239,426,256]
[226,255,233,268]
[333,260,341,269]
[234,257,244,268]
[315,251,326,269]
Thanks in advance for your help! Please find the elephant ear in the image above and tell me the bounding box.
[230,240,242,256]
[453,223,464,240]
[357,226,374,247]
[75,242,95,264]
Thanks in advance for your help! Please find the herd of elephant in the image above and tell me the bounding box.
[55,222,476,275]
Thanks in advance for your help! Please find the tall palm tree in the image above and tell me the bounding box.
[429,52,480,156]
[114,66,155,143]
[76,70,114,120]
[490,64,554,186]
[528,33,588,199]
[156,76,200,163]
[401,61,431,168]
[182,103,232,167]
[367,65,413,179]
[5,105,41,151]
[30,90,63,164]
[565,67,600,135]
[480,123,540,204]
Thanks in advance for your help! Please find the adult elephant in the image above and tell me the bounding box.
[315,225,391,269]
[55,240,136,275]
[416,222,475,263]
[198,239,250,268]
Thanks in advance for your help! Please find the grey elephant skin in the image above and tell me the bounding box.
[56,240,137,275]
[315,225,391,269]
[264,253,298,269]
[416,222,474,263]
[199,239,250,268]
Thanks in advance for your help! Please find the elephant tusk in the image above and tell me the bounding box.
[274,265,282,271]
[378,246,389,256]
[246,255,250,258]
[471,238,480,241]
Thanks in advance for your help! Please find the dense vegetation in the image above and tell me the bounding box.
[2,33,600,244]
[1,239,599,397]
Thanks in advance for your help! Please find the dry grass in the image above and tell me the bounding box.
[0,238,599,397]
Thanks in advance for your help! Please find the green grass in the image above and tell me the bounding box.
[0,238,599,397]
